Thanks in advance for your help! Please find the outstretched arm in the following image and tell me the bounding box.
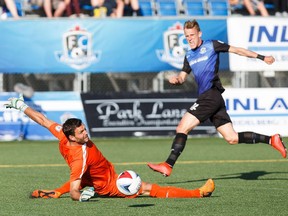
[24,107,55,129]
[228,45,275,65]
[5,94,55,129]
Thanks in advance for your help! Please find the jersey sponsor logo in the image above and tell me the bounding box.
[156,22,189,69]
[190,103,199,111]
[55,25,101,70]
[189,55,208,66]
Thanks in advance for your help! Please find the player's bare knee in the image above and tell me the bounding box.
[176,125,191,134]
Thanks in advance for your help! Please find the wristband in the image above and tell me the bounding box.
[20,103,28,112]
[256,54,265,61]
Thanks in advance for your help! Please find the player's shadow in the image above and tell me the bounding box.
[129,204,155,208]
[167,170,288,185]
[216,170,288,181]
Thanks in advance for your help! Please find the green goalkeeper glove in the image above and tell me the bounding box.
[79,187,95,202]
[4,94,28,112]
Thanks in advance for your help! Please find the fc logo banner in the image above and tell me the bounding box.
[55,26,101,70]
[156,22,189,69]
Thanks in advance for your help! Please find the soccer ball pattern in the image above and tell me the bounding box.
[172,46,185,58]
[116,170,142,196]
[70,47,85,59]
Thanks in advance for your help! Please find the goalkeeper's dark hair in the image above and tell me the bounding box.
[62,118,82,139]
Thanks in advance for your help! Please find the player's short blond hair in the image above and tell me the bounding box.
[184,20,201,32]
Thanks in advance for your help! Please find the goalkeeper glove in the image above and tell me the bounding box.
[4,94,28,112]
[79,187,95,202]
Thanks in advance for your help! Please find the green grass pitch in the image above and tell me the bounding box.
[0,137,287,216]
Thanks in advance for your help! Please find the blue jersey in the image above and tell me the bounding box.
[182,40,230,95]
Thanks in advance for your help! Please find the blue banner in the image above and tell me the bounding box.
[0,92,87,141]
[0,18,228,73]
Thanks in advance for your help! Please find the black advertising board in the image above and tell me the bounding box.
[81,92,216,137]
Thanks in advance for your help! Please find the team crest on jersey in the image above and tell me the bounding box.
[156,22,188,69]
[55,26,101,70]
[200,47,207,54]
[55,125,62,132]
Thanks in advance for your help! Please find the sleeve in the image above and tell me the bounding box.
[212,40,230,53]
[70,157,86,182]
[181,56,192,74]
[69,146,88,182]
[49,123,66,141]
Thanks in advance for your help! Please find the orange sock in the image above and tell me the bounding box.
[149,184,201,198]
[55,181,70,195]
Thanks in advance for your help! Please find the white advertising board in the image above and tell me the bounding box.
[227,17,288,71]
[222,88,288,136]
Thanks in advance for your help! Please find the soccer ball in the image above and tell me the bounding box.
[172,46,185,58]
[70,47,85,59]
[116,170,142,196]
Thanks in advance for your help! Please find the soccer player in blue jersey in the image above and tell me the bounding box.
[147,19,287,177]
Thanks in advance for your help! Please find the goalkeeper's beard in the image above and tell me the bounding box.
[77,135,89,144]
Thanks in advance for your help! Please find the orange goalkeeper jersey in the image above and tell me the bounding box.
[49,123,124,197]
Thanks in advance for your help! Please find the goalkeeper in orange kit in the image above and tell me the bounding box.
[5,94,215,201]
